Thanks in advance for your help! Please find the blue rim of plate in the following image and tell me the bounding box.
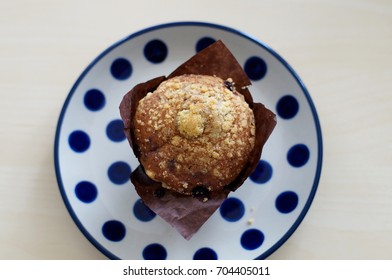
[54,21,323,260]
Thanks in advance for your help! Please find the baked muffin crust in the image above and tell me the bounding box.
[134,74,255,195]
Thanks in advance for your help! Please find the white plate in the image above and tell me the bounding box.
[54,22,322,259]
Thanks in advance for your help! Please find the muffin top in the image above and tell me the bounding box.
[133,74,255,195]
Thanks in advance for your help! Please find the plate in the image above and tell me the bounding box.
[54,22,322,259]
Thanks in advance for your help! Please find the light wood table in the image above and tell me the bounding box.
[1,0,391,259]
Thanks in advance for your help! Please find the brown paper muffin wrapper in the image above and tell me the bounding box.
[119,40,276,240]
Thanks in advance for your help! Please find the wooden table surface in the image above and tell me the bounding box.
[1,0,391,259]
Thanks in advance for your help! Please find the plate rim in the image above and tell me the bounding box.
[54,21,323,260]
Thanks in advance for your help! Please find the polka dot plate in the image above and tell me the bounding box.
[54,22,322,260]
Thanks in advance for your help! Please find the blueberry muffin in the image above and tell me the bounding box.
[133,74,255,196]
[119,40,276,239]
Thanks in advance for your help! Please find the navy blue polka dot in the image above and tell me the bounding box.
[142,243,167,260]
[84,89,105,111]
[195,37,216,52]
[75,181,97,203]
[133,199,156,222]
[106,119,125,142]
[277,95,299,119]
[144,39,168,63]
[287,144,310,167]
[193,247,218,260]
[241,229,264,250]
[250,160,273,184]
[102,220,126,242]
[276,191,299,214]
[68,130,90,153]
[220,197,245,222]
[110,58,132,80]
[107,161,131,185]
[244,56,267,81]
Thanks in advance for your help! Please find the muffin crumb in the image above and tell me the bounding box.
[247,217,255,225]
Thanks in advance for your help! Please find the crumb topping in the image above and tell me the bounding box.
[134,74,255,195]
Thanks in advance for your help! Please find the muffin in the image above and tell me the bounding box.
[120,40,276,239]
[133,74,255,196]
